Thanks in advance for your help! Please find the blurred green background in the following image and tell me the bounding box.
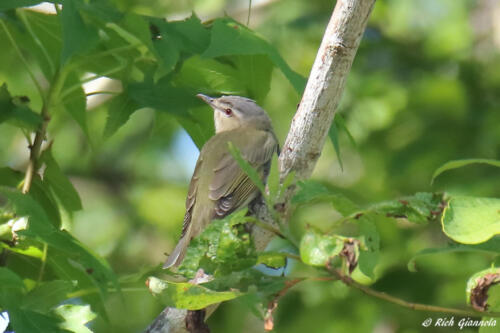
[1,0,500,332]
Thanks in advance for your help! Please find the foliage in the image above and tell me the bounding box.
[0,0,500,332]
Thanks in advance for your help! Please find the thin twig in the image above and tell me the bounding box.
[22,68,68,193]
[327,263,500,318]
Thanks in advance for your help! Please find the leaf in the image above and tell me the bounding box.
[355,216,379,281]
[432,159,500,184]
[0,83,42,130]
[8,308,69,333]
[147,276,241,310]
[0,267,25,292]
[0,187,118,297]
[23,280,74,313]
[257,252,287,269]
[334,114,356,148]
[408,238,500,272]
[466,267,500,312]
[0,167,23,187]
[292,181,358,216]
[227,142,266,194]
[299,229,344,266]
[177,209,257,278]
[60,0,99,64]
[442,196,500,244]
[370,192,444,224]
[202,18,306,94]
[328,119,343,170]
[41,149,82,213]
[54,304,96,333]
[103,91,140,138]
[150,14,210,75]
[59,73,88,137]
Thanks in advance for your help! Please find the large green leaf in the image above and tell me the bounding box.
[442,196,500,244]
[0,187,118,296]
[60,0,99,64]
[148,276,241,310]
[41,149,82,213]
[8,308,69,333]
[432,159,500,184]
[202,18,306,94]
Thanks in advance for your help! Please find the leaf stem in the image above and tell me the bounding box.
[0,19,45,102]
[327,262,500,318]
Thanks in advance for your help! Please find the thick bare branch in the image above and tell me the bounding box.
[279,0,375,180]
[145,0,375,331]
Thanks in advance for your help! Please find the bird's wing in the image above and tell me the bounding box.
[209,130,277,218]
[180,155,203,238]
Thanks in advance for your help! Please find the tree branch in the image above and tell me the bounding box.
[145,0,376,331]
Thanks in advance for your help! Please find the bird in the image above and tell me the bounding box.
[163,94,279,268]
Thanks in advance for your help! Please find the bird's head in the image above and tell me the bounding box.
[197,94,273,133]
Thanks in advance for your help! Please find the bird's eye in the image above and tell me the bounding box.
[224,108,233,116]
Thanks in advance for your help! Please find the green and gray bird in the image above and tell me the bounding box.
[163,94,279,268]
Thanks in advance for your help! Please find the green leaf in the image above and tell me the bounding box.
[103,91,140,138]
[8,308,69,333]
[0,83,42,130]
[54,304,96,333]
[257,252,287,269]
[355,216,379,281]
[148,276,241,310]
[334,114,356,148]
[299,229,344,266]
[408,238,500,272]
[150,14,210,75]
[41,149,82,213]
[60,0,99,64]
[227,142,266,194]
[442,196,500,244]
[174,56,246,96]
[0,267,25,292]
[202,18,306,94]
[177,209,257,278]
[0,187,118,296]
[0,167,23,187]
[328,119,343,170]
[370,192,443,224]
[59,73,88,137]
[23,280,74,313]
[432,159,500,184]
[292,181,358,216]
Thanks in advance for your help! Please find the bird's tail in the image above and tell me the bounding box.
[163,234,190,269]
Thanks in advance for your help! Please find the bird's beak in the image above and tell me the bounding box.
[196,94,215,106]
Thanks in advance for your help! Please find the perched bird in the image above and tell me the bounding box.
[163,94,279,268]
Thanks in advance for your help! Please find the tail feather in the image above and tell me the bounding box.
[163,235,190,268]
